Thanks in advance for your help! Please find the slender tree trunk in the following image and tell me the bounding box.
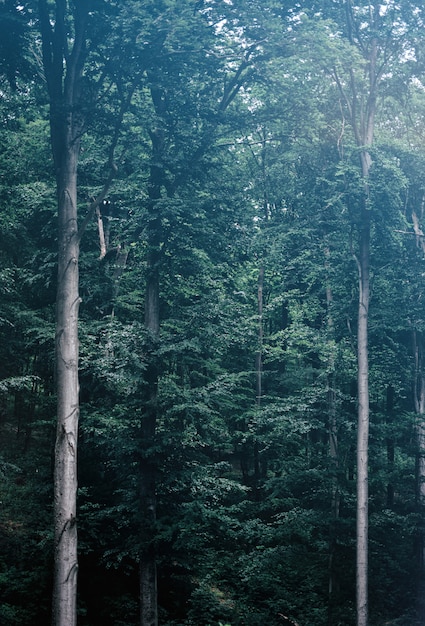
[139,99,164,626]
[52,144,81,626]
[252,266,264,495]
[38,3,126,622]
[328,372,340,624]
[386,385,395,508]
[325,250,340,623]
[334,8,378,616]
[96,205,107,260]
[256,266,264,407]
[413,329,425,622]
[139,253,159,626]
[356,197,370,626]
[410,202,425,576]
[38,3,89,623]
[410,210,425,622]
[139,340,159,626]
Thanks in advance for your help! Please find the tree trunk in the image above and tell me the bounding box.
[386,385,395,508]
[38,3,89,623]
[413,329,425,622]
[334,6,379,616]
[356,199,370,626]
[406,203,425,622]
[252,266,264,493]
[139,93,164,626]
[139,261,159,626]
[52,144,81,626]
[139,340,159,626]
[327,373,340,624]
[256,266,264,407]
[96,205,107,260]
[326,251,340,623]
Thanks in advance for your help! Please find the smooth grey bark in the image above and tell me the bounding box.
[333,6,379,621]
[356,197,370,626]
[252,265,264,492]
[39,3,88,624]
[411,211,425,620]
[53,148,81,626]
[413,329,425,622]
[256,266,264,407]
[40,3,119,622]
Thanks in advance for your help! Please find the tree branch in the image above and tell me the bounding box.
[77,162,117,242]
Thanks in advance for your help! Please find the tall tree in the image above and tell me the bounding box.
[39,2,89,623]
[138,82,163,626]
[327,2,415,622]
[130,3,266,622]
[38,1,121,622]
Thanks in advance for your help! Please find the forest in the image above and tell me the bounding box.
[2,1,425,625]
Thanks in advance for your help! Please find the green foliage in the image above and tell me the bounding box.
[1,2,425,625]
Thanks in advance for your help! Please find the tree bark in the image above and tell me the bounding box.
[39,2,89,623]
[355,35,376,620]
[138,89,165,626]
[325,249,340,622]
[386,385,395,509]
[96,205,107,260]
[356,199,370,626]
[413,329,425,622]
[52,143,81,626]
[139,281,159,626]
[334,6,380,620]
[256,266,264,407]
[139,229,160,626]
[252,265,264,494]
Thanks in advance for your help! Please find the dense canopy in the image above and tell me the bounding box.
[1,1,425,625]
